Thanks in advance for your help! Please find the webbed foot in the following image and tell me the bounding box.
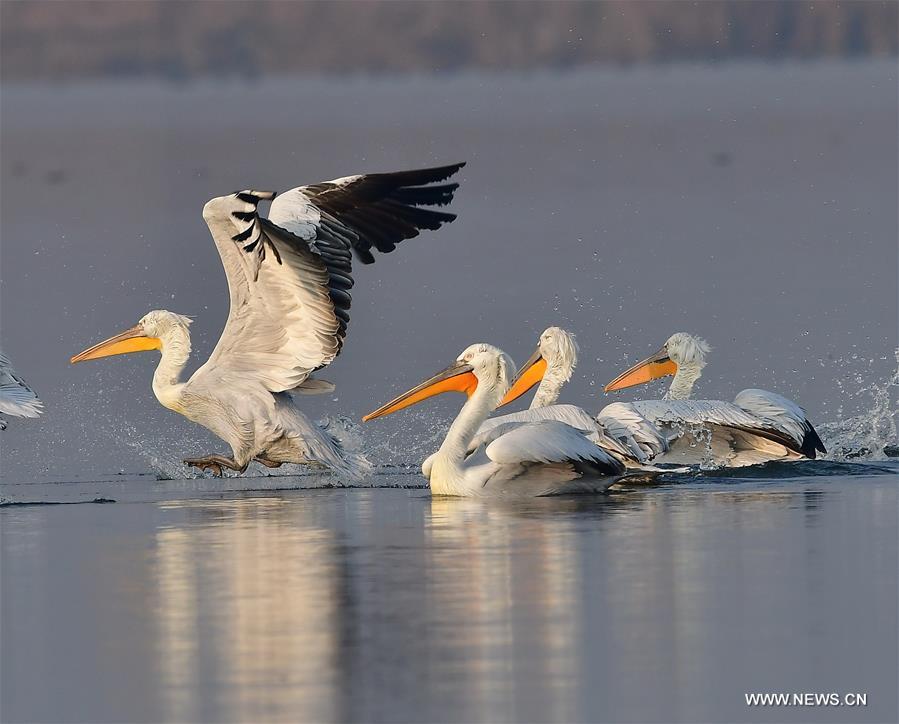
[184,455,247,477]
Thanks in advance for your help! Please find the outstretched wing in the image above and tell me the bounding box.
[271,164,464,265]
[0,352,43,418]
[192,163,464,392]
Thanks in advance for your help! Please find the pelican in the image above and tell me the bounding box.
[71,163,465,478]
[603,332,826,466]
[490,327,669,464]
[0,352,44,430]
[362,343,624,496]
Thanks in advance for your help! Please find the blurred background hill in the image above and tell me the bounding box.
[2,0,896,82]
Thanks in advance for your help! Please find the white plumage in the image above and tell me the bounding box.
[365,344,624,497]
[733,389,811,444]
[483,419,620,467]
[468,404,637,463]
[603,332,826,466]
[0,352,43,430]
[528,327,579,408]
[596,402,670,462]
[487,327,668,465]
[72,164,465,478]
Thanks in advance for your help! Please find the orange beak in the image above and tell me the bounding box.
[498,347,547,407]
[604,347,677,392]
[70,324,161,363]
[363,360,478,422]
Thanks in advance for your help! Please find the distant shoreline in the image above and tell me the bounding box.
[2,0,896,83]
[2,55,895,94]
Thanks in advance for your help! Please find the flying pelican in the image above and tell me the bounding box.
[492,327,669,464]
[362,343,624,496]
[71,163,465,478]
[603,332,826,466]
[0,352,44,430]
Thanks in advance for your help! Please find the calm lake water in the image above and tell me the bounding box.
[1,465,897,723]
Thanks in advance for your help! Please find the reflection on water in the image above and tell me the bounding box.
[150,495,624,723]
[2,477,897,723]
[153,499,343,722]
[422,497,592,724]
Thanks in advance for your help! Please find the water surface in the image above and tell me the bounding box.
[2,467,896,723]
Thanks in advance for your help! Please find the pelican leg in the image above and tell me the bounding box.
[183,455,248,477]
[254,456,284,469]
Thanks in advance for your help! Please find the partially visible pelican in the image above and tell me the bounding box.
[603,332,826,466]
[363,344,624,496]
[0,352,44,430]
[491,327,669,464]
[71,163,464,478]
[509,326,580,409]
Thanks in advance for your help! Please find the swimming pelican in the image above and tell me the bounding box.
[363,343,624,496]
[71,163,464,478]
[492,327,669,464]
[0,352,44,430]
[603,332,826,466]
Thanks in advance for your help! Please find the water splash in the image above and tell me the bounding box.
[79,352,899,482]
[663,421,722,470]
[819,349,898,461]
[317,413,366,454]
[111,419,198,480]
[361,407,450,468]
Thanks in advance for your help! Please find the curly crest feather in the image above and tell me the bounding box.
[665,332,710,367]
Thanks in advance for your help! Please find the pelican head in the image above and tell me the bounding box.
[71,310,192,364]
[604,332,710,392]
[363,343,516,421]
[664,332,710,368]
[499,326,578,406]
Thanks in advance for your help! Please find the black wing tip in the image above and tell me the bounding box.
[421,161,465,184]
[354,247,376,265]
[800,421,827,458]
[314,163,465,265]
[574,458,625,478]
[407,161,466,179]
[433,160,466,176]
[371,162,467,188]
[390,183,460,209]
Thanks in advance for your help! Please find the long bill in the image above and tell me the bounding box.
[70,324,161,364]
[362,360,477,422]
[604,347,677,392]
[497,346,546,407]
